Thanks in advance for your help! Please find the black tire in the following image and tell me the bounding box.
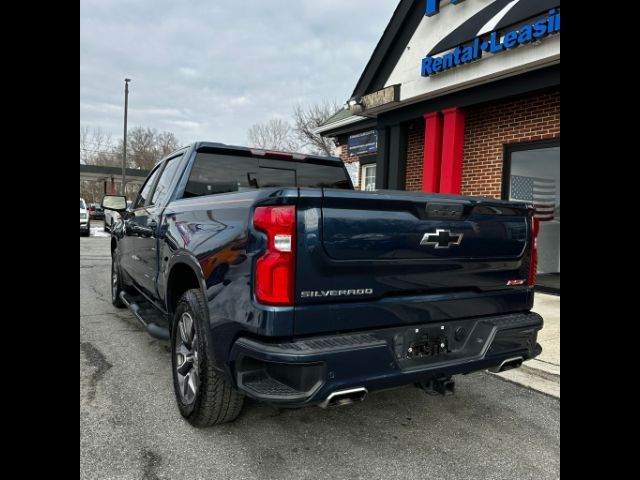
[111,251,126,308]
[171,289,244,427]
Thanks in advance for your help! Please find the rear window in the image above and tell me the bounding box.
[183,153,351,198]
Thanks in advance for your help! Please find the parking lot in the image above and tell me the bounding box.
[80,230,560,480]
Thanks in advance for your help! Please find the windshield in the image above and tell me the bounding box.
[80,199,86,209]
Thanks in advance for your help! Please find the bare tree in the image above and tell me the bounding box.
[156,131,181,157]
[292,99,340,157]
[80,126,118,166]
[247,118,299,151]
[114,126,182,170]
[81,124,180,202]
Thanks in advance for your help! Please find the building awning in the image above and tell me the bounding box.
[80,164,150,185]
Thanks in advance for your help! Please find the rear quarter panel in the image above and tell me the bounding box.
[159,188,299,368]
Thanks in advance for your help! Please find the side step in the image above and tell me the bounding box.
[119,291,170,341]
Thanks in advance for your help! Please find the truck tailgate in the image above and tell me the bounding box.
[294,189,534,335]
[321,190,528,261]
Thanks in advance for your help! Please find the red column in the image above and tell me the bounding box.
[439,107,466,194]
[422,112,443,193]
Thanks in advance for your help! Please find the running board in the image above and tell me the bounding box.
[119,291,170,341]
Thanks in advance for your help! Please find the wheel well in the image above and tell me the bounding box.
[167,263,201,317]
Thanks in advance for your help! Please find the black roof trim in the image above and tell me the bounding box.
[351,0,423,99]
[193,142,341,163]
[79,164,151,177]
[319,119,379,139]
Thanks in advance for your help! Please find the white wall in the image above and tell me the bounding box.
[384,0,560,103]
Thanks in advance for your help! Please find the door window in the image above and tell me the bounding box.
[151,154,183,206]
[134,165,162,209]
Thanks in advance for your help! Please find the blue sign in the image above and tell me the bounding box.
[421,9,560,77]
[426,0,464,17]
[348,131,378,158]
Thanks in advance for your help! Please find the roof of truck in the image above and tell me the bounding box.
[191,141,342,163]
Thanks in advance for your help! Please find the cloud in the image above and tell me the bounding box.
[80,0,398,147]
[178,67,200,79]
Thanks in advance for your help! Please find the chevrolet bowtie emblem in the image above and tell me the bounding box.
[420,229,464,249]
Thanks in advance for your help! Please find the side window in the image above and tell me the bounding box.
[134,165,162,209]
[151,154,183,205]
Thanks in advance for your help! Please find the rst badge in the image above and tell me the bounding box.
[420,230,463,249]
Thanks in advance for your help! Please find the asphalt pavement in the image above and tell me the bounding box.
[80,234,560,480]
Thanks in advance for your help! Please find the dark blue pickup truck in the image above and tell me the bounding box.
[102,141,543,427]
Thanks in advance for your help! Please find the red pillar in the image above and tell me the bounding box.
[439,107,466,194]
[422,112,443,193]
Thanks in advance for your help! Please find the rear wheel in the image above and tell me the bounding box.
[171,289,244,427]
[111,252,126,308]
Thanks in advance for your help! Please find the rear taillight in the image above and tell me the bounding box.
[253,205,296,306]
[528,217,540,288]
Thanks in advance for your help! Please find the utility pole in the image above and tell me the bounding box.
[122,78,131,195]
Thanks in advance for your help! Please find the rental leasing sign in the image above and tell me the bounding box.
[420,0,561,78]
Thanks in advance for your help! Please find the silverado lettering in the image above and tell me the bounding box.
[301,289,374,298]
[102,141,543,428]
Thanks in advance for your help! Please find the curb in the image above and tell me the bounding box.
[521,359,559,383]
[489,359,560,399]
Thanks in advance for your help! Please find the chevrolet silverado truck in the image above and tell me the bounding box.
[102,141,543,427]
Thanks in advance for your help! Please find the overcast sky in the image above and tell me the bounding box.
[80,0,398,148]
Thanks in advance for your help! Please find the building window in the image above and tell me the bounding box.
[504,140,560,292]
[361,164,377,191]
[343,161,360,188]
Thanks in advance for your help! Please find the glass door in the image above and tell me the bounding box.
[504,141,560,291]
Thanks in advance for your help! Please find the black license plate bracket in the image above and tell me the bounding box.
[393,324,450,361]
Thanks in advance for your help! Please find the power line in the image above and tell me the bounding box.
[81,141,115,149]
[80,147,119,155]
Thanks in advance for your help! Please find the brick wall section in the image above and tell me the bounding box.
[461,90,560,198]
[337,135,373,190]
[404,90,560,198]
[338,141,360,165]
[405,118,426,192]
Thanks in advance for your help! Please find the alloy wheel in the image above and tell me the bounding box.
[175,312,199,405]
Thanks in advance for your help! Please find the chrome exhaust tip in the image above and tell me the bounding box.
[489,356,524,373]
[319,387,368,409]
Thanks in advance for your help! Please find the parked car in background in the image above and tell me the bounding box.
[80,198,89,236]
[88,203,105,220]
[104,200,132,232]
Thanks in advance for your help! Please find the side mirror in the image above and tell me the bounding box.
[102,195,128,211]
